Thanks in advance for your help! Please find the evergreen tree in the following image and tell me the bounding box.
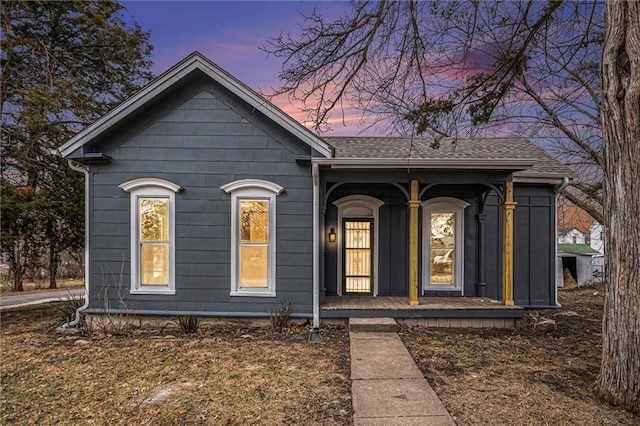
[1,1,154,289]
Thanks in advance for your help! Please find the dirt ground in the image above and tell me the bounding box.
[400,285,637,425]
[0,306,352,425]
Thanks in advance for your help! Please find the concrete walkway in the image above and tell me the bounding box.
[0,288,85,310]
[350,318,455,425]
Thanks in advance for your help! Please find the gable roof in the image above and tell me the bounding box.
[322,137,573,179]
[558,204,597,234]
[58,52,333,158]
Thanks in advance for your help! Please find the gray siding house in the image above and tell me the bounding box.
[58,53,572,328]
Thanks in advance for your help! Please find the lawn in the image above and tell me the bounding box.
[0,306,352,425]
[0,279,84,296]
[400,285,637,425]
[2,285,637,425]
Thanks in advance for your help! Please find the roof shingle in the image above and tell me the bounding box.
[323,137,573,178]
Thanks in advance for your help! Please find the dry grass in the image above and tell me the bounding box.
[4,285,638,425]
[0,279,84,296]
[0,306,352,425]
[400,285,637,425]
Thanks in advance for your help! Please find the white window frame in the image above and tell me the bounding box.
[421,197,469,293]
[119,178,182,295]
[221,179,284,297]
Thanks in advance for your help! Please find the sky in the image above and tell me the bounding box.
[122,1,356,134]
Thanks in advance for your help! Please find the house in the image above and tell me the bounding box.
[558,227,588,245]
[557,203,594,245]
[589,221,605,283]
[590,221,604,254]
[57,53,573,328]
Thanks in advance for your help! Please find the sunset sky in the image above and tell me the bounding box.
[122,1,358,134]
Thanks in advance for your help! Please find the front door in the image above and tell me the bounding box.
[343,219,373,294]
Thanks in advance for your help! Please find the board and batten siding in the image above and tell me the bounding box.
[322,181,557,307]
[83,76,316,317]
[483,184,556,307]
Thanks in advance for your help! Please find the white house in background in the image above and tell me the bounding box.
[558,227,588,245]
[590,221,605,283]
[590,221,604,254]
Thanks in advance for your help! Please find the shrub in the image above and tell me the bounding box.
[269,299,294,331]
[173,314,201,334]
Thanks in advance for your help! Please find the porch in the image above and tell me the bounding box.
[320,296,524,328]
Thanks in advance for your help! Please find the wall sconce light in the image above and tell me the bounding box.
[328,227,336,242]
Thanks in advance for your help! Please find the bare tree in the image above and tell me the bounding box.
[265,0,604,222]
[266,0,639,411]
[596,0,639,413]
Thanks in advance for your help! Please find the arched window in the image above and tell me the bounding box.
[421,197,469,293]
[222,179,284,297]
[119,178,182,295]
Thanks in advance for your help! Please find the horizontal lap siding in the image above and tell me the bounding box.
[88,79,314,316]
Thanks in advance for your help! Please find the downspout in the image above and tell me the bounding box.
[312,162,320,329]
[554,177,570,307]
[65,160,90,327]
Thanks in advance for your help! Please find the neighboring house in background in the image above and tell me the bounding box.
[590,221,604,254]
[590,221,605,283]
[56,52,574,327]
[558,227,588,245]
[557,202,594,246]
[556,201,604,285]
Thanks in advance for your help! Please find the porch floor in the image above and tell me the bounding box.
[321,296,523,320]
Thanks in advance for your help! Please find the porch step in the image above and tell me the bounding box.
[349,317,397,333]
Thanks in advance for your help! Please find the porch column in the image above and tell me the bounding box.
[502,181,517,306]
[408,180,420,306]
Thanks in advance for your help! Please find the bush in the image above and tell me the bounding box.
[173,314,201,334]
[269,299,293,331]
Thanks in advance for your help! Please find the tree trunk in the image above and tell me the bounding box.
[12,267,24,292]
[596,0,640,413]
[11,243,24,292]
[48,245,59,289]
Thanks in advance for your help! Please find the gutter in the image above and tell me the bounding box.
[312,163,320,329]
[64,160,90,327]
[553,177,570,307]
[311,157,536,170]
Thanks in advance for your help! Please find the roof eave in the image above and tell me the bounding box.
[311,157,536,170]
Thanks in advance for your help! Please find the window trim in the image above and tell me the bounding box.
[421,197,469,293]
[222,179,284,297]
[119,178,182,295]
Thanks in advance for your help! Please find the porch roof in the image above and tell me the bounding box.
[322,137,573,180]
